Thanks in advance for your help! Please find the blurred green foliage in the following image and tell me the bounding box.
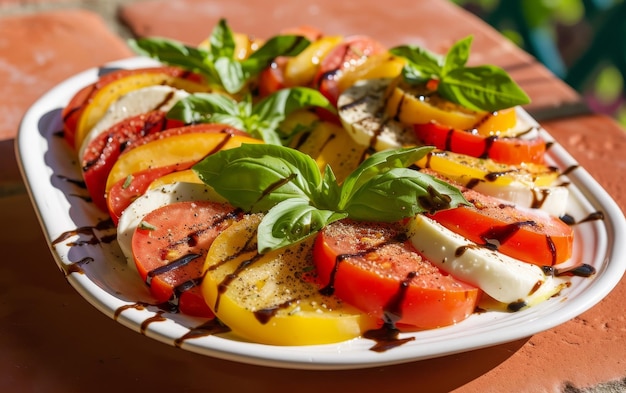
[452,0,626,127]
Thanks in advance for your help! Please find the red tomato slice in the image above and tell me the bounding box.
[258,57,288,98]
[106,163,195,224]
[414,122,547,165]
[132,201,243,317]
[428,187,573,266]
[82,111,185,211]
[90,123,247,215]
[313,219,480,329]
[62,66,205,148]
[313,35,387,105]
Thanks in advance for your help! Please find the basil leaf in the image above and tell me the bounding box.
[214,57,247,94]
[168,88,335,144]
[442,36,471,75]
[256,199,346,254]
[128,38,218,82]
[167,93,239,123]
[209,18,236,60]
[342,167,469,222]
[339,146,433,208]
[242,35,310,75]
[438,65,531,112]
[252,87,336,132]
[390,35,531,112]
[389,44,442,81]
[192,144,323,212]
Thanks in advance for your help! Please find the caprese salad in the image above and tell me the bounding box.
[58,19,594,348]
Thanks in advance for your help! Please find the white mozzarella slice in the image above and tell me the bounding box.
[406,214,566,306]
[472,181,569,217]
[116,182,222,268]
[78,85,190,163]
[337,78,419,151]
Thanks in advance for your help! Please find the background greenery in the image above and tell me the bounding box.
[452,0,626,127]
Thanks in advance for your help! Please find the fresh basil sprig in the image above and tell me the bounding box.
[192,144,468,253]
[390,36,530,112]
[166,87,335,145]
[128,18,310,94]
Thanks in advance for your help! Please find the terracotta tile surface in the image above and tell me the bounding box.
[1,1,625,392]
[0,9,133,190]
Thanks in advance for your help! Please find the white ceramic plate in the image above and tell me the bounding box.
[16,57,626,370]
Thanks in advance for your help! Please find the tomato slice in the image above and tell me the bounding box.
[105,132,262,194]
[428,186,574,266]
[85,121,245,212]
[82,111,185,211]
[313,35,387,105]
[414,121,547,165]
[106,163,194,224]
[202,214,378,345]
[62,66,206,149]
[132,201,242,317]
[313,219,480,329]
[258,57,288,97]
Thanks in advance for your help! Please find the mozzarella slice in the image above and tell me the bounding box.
[78,85,190,163]
[472,181,569,217]
[406,214,567,306]
[337,78,419,151]
[116,181,224,268]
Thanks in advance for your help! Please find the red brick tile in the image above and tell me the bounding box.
[0,9,132,188]
[0,9,132,142]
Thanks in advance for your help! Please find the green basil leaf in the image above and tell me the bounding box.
[342,167,469,222]
[339,146,433,208]
[166,93,239,123]
[442,35,472,75]
[242,35,311,75]
[256,199,346,254]
[128,38,217,81]
[214,57,247,94]
[192,144,323,212]
[389,44,443,81]
[438,65,531,112]
[318,165,341,211]
[252,87,335,135]
[209,18,236,60]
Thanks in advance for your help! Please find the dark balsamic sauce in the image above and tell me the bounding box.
[51,218,115,247]
[363,323,415,352]
[174,319,231,347]
[542,263,596,278]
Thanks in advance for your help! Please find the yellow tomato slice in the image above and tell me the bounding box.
[384,78,484,130]
[337,53,405,94]
[74,73,211,149]
[105,133,262,192]
[284,35,344,86]
[294,120,366,183]
[473,107,518,136]
[202,214,378,346]
[283,109,366,182]
[415,149,559,187]
[147,169,203,190]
